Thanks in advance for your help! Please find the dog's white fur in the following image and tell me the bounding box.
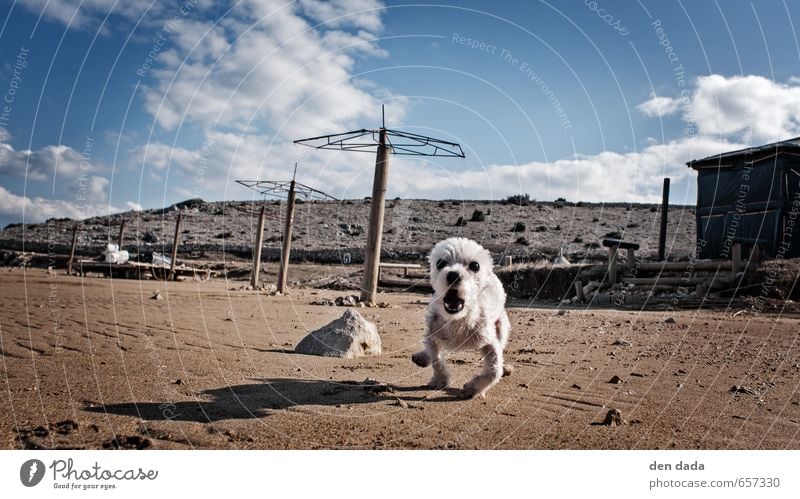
[412,237,511,398]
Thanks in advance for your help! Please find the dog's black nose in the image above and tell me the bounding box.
[446,271,461,285]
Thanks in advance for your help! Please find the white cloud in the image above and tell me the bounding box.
[16,0,170,29]
[382,136,743,203]
[87,175,110,199]
[131,129,376,199]
[687,75,800,143]
[0,143,101,182]
[635,93,683,117]
[135,131,739,204]
[298,0,384,31]
[638,75,800,143]
[141,0,400,137]
[0,185,114,223]
[125,201,143,211]
[0,126,11,142]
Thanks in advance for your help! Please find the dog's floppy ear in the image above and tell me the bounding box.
[428,238,454,271]
[478,244,493,270]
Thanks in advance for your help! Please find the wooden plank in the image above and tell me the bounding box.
[378,263,421,269]
[622,277,707,286]
[378,277,432,291]
[634,261,733,272]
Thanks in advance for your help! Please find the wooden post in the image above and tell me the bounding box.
[626,247,636,273]
[251,205,267,289]
[117,220,126,250]
[731,242,742,281]
[608,245,618,284]
[747,244,760,270]
[658,178,670,261]
[169,211,182,280]
[574,281,586,303]
[277,181,297,293]
[67,223,78,275]
[361,128,390,304]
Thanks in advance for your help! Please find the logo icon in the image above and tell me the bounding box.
[20,459,45,487]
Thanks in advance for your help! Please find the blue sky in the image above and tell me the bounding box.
[1,0,800,225]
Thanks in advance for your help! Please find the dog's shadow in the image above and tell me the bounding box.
[84,378,466,422]
[85,378,389,422]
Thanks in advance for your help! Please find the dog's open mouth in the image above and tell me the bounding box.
[443,290,464,314]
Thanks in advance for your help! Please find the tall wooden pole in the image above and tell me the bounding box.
[67,223,78,275]
[117,220,126,249]
[658,178,670,261]
[361,128,390,304]
[277,181,297,294]
[251,205,267,289]
[169,211,182,280]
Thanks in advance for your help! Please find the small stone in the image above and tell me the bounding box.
[608,375,624,384]
[612,339,632,347]
[395,398,409,409]
[53,420,78,435]
[295,309,381,358]
[630,372,646,377]
[664,317,676,324]
[150,291,163,300]
[173,379,182,385]
[730,385,759,396]
[311,299,334,306]
[598,408,625,427]
[571,383,582,390]
[334,295,360,307]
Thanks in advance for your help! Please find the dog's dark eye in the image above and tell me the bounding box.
[436,259,447,271]
[468,261,480,272]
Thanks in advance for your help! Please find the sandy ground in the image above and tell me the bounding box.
[1,269,799,450]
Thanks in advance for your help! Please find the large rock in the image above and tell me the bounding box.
[295,309,381,358]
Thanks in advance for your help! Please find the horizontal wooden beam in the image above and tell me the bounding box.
[378,277,432,290]
[633,261,732,272]
[622,277,708,286]
[379,263,422,269]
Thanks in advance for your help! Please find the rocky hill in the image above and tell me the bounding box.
[0,197,697,264]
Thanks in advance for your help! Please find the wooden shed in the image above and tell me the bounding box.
[687,137,800,259]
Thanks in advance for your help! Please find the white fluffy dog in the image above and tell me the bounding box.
[412,237,511,398]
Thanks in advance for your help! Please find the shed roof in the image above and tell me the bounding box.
[686,136,800,170]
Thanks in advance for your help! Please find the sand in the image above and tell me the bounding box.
[1,269,799,449]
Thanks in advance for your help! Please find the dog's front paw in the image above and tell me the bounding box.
[427,375,449,390]
[462,377,489,399]
[412,351,431,367]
